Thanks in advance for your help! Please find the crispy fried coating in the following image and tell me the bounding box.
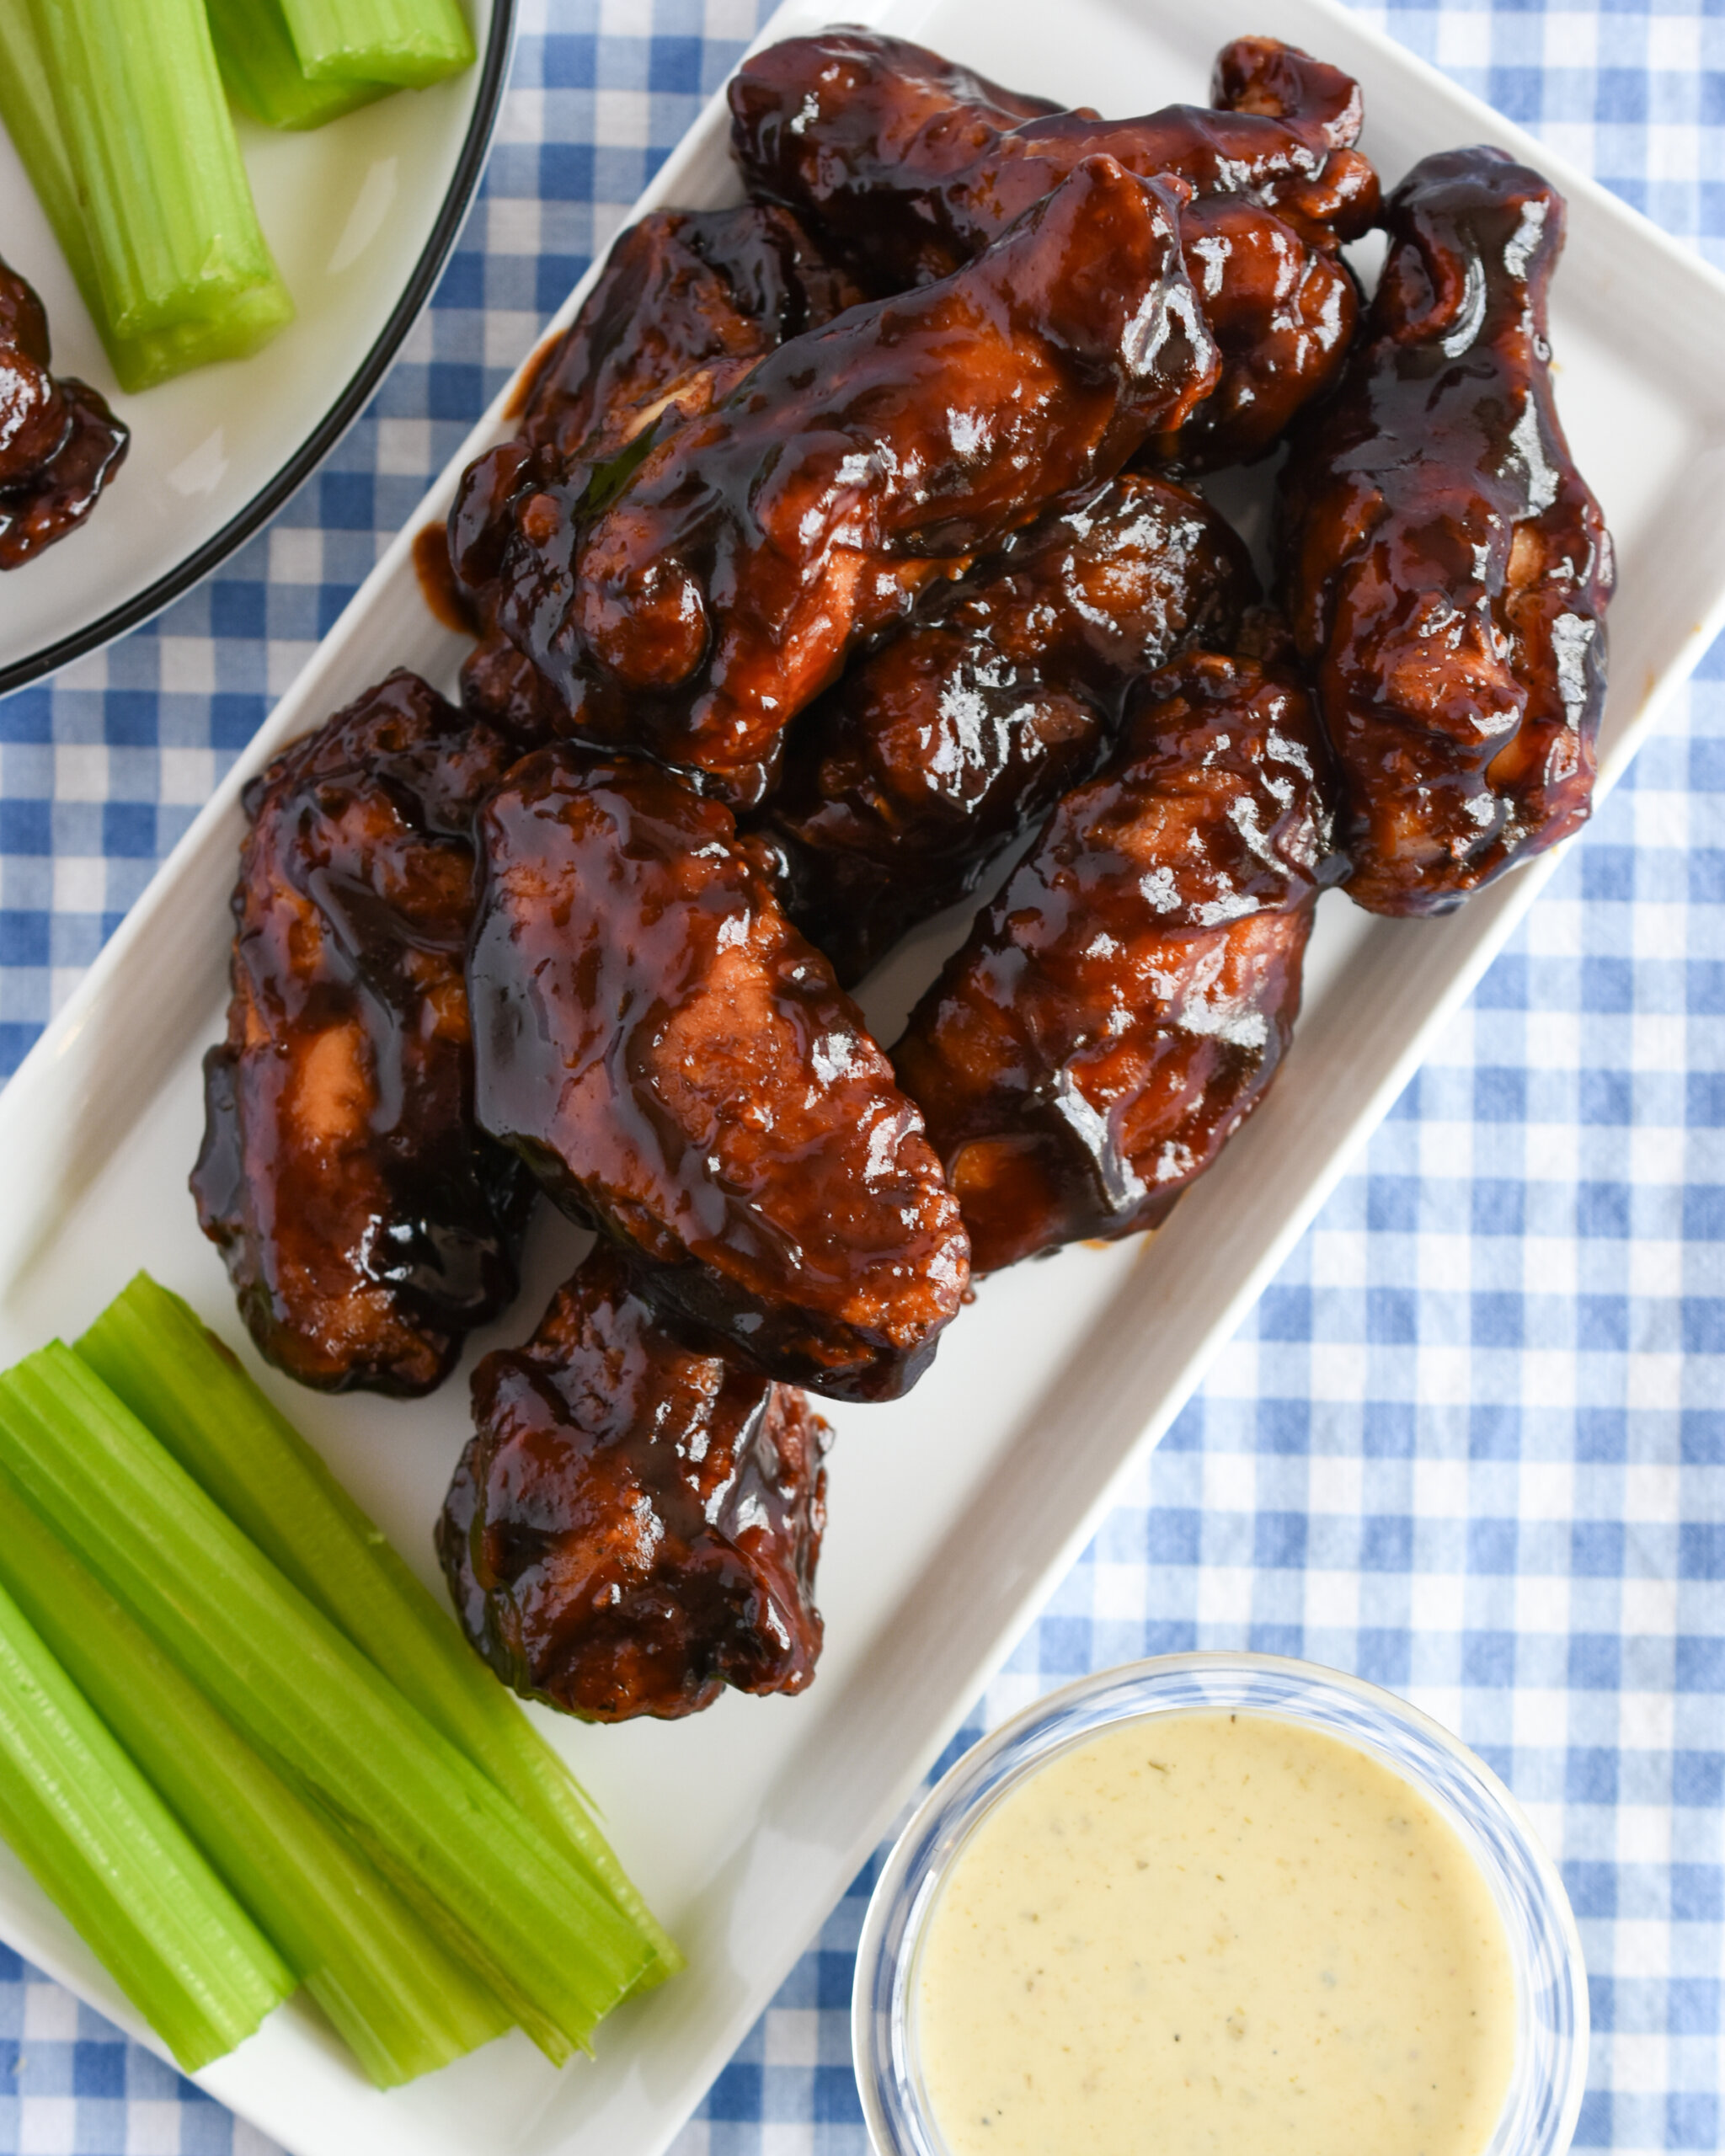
[892,655,1336,1274]
[0,253,127,568]
[451,205,866,744]
[765,472,1258,981]
[467,749,970,1401]
[489,155,1217,805]
[192,672,533,1396]
[438,1243,830,1722]
[1278,147,1614,915]
[729,31,1375,466]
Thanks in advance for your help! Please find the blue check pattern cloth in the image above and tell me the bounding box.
[2,0,1722,2149]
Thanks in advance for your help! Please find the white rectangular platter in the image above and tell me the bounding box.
[3,1,1725,2152]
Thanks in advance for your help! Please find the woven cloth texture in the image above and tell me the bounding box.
[1,0,1721,2150]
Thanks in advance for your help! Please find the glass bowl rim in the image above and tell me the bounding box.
[851,1649,1589,2156]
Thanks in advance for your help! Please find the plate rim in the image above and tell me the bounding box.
[0,0,520,702]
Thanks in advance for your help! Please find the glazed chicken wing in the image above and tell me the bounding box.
[765,471,1258,981]
[729,32,1376,466]
[451,205,867,741]
[467,748,970,1401]
[515,202,868,466]
[193,672,533,1395]
[1,253,127,568]
[438,1243,829,1722]
[893,655,1336,1273]
[487,154,1218,804]
[1277,147,1613,915]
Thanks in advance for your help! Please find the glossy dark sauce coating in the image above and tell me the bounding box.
[1278,147,1613,915]
[893,655,1336,1273]
[467,749,970,1401]
[493,156,1218,806]
[765,472,1258,982]
[448,436,568,744]
[0,254,127,569]
[192,672,534,1396]
[729,32,1376,467]
[515,203,868,466]
[451,205,865,740]
[438,1243,829,1721]
[0,259,66,483]
[729,30,1375,279]
[413,518,478,635]
[1166,189,1360,468]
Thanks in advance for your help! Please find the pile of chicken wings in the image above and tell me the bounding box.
[192,34,1613,1723]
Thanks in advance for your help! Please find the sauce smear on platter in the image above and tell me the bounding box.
[915,1710,1515,2156]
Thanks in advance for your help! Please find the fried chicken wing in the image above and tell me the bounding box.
[1278,147,1614,915]
[729,31,1375,466]
[438,1243,830,1722]
[0,253,127,568]
[765,471,1258,981]
[192,672,534,1396]
[451,205,868,741]
[467,748,970,1401]
[893,655,1336,1273]
[488,155,1217,805]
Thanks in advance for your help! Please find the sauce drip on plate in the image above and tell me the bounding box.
[915,1710,1516,2156]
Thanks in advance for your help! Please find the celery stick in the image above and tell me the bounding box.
[280,0,473,88]
[0,1346,653,2060]
[0,1575,290,2071]
[24,0,290,339]
[208,0,393,132]
[0,1472,512,2088]
[78,1275,681,1987]
[0,0,292,391]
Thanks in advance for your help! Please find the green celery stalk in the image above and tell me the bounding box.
[0,1574,290,2071]
[279,0,473,88]
[24,0,292,339]
[0,1470,513,2088]
[77,1274,681,1988]
[0,0,292,391]
[0,1345,655,2061]
[207,0,393,132]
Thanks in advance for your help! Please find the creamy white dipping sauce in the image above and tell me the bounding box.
[915,1710,1515,2156]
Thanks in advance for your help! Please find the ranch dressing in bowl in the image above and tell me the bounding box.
[912,1710,1516,2156]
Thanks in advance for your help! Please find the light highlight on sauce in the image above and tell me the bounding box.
[915,1710,1515,2156]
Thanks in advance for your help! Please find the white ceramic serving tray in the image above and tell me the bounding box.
[2,1,1723,2152]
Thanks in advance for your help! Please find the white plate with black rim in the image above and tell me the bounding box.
[0,0,515,694]
[1,1,1724,2153]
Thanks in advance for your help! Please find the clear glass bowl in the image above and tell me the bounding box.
[853,1652,1588,2156]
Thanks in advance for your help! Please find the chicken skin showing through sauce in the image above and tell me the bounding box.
[0,253,127,568]
[729,31,1378,467]
[467,748,970,1402]
[438,1242,830,1722]
[192,672,535,1395]
[1278,147,1614,915]
[451,204,866,740]
[762,471,1259,984]
[893,655,1338,1274]
[488,153,1219,805]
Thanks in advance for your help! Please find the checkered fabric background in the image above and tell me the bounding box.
[1,0,1721,2149]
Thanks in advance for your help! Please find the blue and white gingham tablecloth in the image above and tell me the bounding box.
[1,2,1721,2149]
